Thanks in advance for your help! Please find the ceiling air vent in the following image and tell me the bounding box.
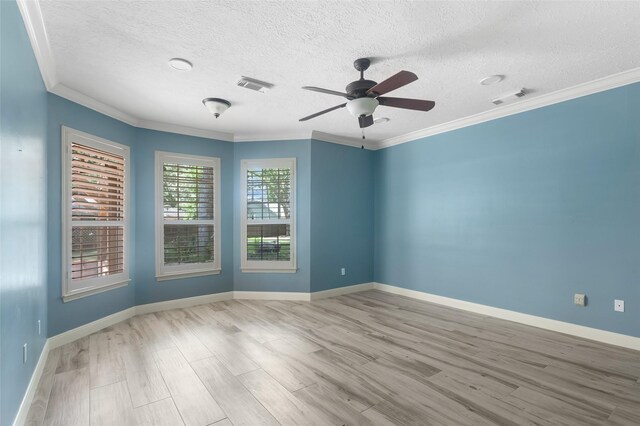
[492,88,527,105]
[236,76,273,93]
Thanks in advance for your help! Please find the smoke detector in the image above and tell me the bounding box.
[492,89,527,105]
[168,58,193,71]
[479,75,503,86]
[236,76,273,93]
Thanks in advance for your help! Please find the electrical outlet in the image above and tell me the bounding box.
[23,343,28,364]
[614,299,624,312]
[37,319,41,336]
[340,267,346,276]
[574,293,586,306]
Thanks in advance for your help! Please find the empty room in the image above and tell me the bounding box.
[2,0,640,425]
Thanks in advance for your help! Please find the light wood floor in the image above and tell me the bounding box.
[25,290,640,426]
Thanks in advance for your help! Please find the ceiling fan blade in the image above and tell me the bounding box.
[358,114,374,128]
[299,103,347,121]
[302,86,350,98]
[366,71,418,96]
[378,97,435,112]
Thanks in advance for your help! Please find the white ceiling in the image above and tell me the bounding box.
[35,0,640,143]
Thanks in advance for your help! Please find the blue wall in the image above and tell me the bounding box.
[0,1,49,424]
[46,94,137,336]
[374,83,640,337]
[310,140,374,292]
[6,0,636,419]
[233,140,312,292]
[134,129,234,305]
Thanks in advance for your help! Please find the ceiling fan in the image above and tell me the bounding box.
[299,58,435,129]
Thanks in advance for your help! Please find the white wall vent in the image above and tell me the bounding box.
[492,89,527,105]
[236,76,274,93]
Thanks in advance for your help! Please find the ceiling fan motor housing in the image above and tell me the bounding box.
[346,79,377,98]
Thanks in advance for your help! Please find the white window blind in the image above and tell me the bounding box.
[156,152,220,280]
[241,158,296,273]
[62,127,130,301]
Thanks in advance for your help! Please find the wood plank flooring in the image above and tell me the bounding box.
[25,290,640,425]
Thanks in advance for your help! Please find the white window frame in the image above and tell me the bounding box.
[240,158,297,273]
[61,126,131,302]
[155,151,221,281]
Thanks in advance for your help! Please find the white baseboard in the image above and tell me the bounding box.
[372,282,640,351]
[47,285,377,350]
[48,292,235,350]
[15,291,234,426]
[46,284,379,350]
[48,307,137,350]
[233,291,311,301]
[20,280,637,425]
[13,340,50,426]
[135,291,233,315]
[233,282,377,301]
[310,282,375,300]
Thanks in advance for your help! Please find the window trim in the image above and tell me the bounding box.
[240,157,297,273]
[155,151,221,281]
[61,126,131,302]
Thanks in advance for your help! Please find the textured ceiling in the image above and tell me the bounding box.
[38,0,640,142]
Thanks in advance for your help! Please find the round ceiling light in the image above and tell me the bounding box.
[479,75,504,86]
[374,117,390,124]
[168,58,193,71]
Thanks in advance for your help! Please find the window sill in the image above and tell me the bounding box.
[241,268,298,274]
[156,269,221,282]
[62,279,130,303]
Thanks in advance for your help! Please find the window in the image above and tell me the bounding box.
[156,152,220,280]
[240,158,296,272]
[62,127,130,302]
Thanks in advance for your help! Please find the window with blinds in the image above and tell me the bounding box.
[62,127,130,302]
[240,158,296,272]
[156,152,220,279]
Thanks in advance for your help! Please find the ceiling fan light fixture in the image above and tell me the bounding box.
[202,98,231,118]
[346,97,379,117]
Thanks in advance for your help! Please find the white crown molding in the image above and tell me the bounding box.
[17,0,640,150]
[311,130,374,150]
[234,131,312,143]
[372,283,640,351]
[234,131,375,150]
[16,0,57,90]
[138,119,234,142]
[47,67,640,149]
[50,84,139,126]
[375,67,640,150]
